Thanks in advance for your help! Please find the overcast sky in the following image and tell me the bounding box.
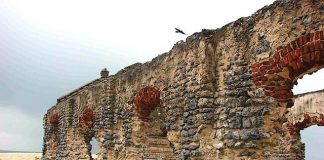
[0,0,323,158]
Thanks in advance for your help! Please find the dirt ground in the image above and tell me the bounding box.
[0,153,42,160]
[0,153,98,160]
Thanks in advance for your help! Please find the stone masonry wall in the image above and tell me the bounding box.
[42,0,324,159]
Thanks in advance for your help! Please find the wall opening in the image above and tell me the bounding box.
[301,125,324,160]
[290,68,324,159]
[90,137,99,160]
[292,69,324,95]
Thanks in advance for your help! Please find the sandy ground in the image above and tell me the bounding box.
[0,153,42,160]
[0,153,98,160]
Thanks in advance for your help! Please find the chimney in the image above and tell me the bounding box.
[100,68,109,78]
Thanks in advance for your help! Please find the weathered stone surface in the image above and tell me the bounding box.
[42,0,324,159]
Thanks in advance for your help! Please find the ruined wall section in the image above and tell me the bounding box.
[201,0,323,159]
[43,0,323,159]
[288,89,324,129]
[109,37,220,159]
[43,77,116,159]
[281,90,324,160]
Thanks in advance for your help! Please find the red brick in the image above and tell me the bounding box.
[314,41,321,51]
[279,49,286,58]
[263,90,271,96]
[302,53,311,63]
[272,93,283,99]
[276,46,284,51]
[315,51,321,62]
[264,86,276,91]
[308,42,315,52]
[251,62,262,69]
[279,62,287,69]
[289,70,297,80]
[260,65,269,71]
[306,33,312,42]
[274,53,280,63]
[296,60,302,69]
[253,72,262,77]
[272,66,279,73]
[268,92,277,98]
[283,56,289,65]
[320,53,324,63]
[266,69,276,74]
[279,91,293,99]
[275,92,286,99]
[286,45,293,53]
[269,57,274,65]
[291,61,298,71]
[293,49,301,58]
[303,44,310,53]
[286,53,293,62]
[315,31,321,40]
[282,46,289,55]
[252,67,259,73]
[302,35,308,44]
[320,31,324,40]
[279,99,290,103]
[258,70,266,76]
[276,85,292,91]
[262,61,270,65]
[297,36,303,46]
[308,33,315,42]
[310,52,315,61]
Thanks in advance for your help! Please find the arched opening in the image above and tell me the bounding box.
[132,86,177,159]
[301,126,324,160]
[290,69,324,160]
[134,86,162,122]
[77,108,97,159]
[90,137,99,160]
[292,69,324,94]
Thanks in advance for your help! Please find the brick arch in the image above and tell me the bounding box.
[79,108,96,128]
[251,31,324,106]
[134,86,162,122]
[284,113,324,160]
[287,113,324,137]
[77,108,99,160]
[49,112,59,127]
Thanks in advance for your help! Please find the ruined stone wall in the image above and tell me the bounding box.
[289,89,324,125]
[42,0,324,159]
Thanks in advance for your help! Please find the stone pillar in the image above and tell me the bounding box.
[42,114,48,158]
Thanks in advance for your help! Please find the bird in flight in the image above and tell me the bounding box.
[175,28,186,35]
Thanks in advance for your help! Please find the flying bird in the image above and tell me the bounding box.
[175,28,186,35]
